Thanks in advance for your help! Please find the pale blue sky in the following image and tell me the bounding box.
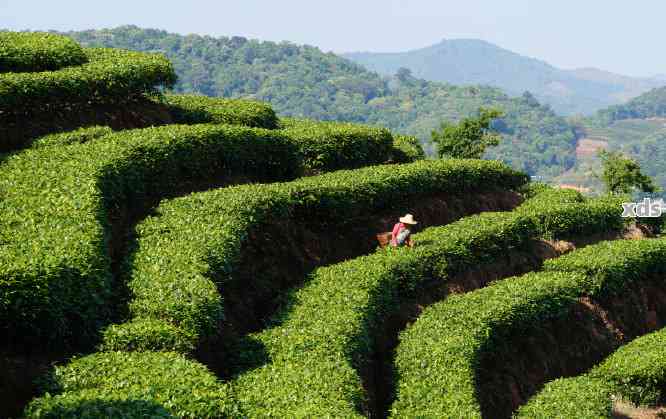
[1,0,664,77]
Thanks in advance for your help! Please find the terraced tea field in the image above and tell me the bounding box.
[1,32,665,418]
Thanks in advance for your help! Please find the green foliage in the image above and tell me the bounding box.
[231,189,622,417]
[391,134,426,162]
[515,376,613,418]
[391,270,585,418]
[64,26,578,179]
[165,94,278,129]
[598,149,658,195]
[31,126,113,148]
[112,159,526,352]
[595,86,666,125]
[0,32,87,73]
[431,107,504,159]
[0,47,176,115]
[278,117,395,172]
[518,326,666,417]
[591,327,666,406]
[391,237,666,418]
[543,238,666,295]
[100,319,197,354]
[0,124,301,347]
[24,351,238,418]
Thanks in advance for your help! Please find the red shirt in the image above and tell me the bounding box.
[391,222,406,246]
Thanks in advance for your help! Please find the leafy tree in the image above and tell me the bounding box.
[597,150,658,195]
[430,107,504,159]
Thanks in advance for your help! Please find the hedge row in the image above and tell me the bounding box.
[101,159,527,353]
[0,32,87,73]
[517,326,666,418]
[0,47,176,114]
[165,94,279,129]
[0,123,302,348]
[514,375,613,418]
[24,351,238,418]
[228,188,625,417]
[278,117,397,172]
[31,125,114,148]
[390,237,666,418]
[24,160,524,417]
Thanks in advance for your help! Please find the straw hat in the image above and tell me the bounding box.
[399,214,418,225]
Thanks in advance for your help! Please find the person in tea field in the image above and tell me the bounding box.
[390,214,418,247]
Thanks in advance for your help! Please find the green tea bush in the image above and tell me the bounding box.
[515,376,613,418]
[592,327,666,406]
[230,190,622,417]
[0,32,87,73]
[518,326,666,417]
[166,94,279,129]
[31,126,113,148]
[279,117,396,172]
[0,123,301,347]
[0,47,176,114]
[390,237,666,418]
[110,159,527,353]
[391,271,586,418]
[24,351,239,418]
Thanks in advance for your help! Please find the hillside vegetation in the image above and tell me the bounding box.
[3,30,666,419]
[62,26,578,179]
[344,39,664,116]
[558,87,666,193]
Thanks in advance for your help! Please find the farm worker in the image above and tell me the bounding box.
[390,214,418,247]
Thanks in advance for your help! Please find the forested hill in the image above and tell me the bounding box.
[344,39,664,116]
[62,25,577,178]
[592,86,666,125]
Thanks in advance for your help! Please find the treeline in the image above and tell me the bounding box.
[594,86,666,125]
[62,26,578,178]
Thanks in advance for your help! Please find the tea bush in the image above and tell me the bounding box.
[0,48,176,114]
[390,237,666,418]
[0,124,300,347]
[107,159,527,353]
[517,326,666,417]
[24,351,239,418]
[230,190,623,417]
[0,32,87,73]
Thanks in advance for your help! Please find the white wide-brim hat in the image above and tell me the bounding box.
[399,214,418,225]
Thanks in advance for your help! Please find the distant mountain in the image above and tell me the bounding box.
[343,39,664,116]
[61,26,577,178]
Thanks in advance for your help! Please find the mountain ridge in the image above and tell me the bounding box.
[343,39,664,116]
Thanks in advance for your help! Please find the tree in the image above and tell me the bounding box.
[597,150,658,195]
[430,107,504,159]
[395,67,413,83]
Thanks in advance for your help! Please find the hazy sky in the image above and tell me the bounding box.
[2,0,664,77]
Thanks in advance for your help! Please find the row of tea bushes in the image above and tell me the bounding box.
[165,94,279,129]
[24,159,525,418]
[390,237,666,418]
[278,117,398,172]
[0,47,176,114]
[0,32,87,73]
[0,123,302,348]
[24,351,239,418]
[517,326,666,418]
[103,159,527,353]
[229,189,625,417]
